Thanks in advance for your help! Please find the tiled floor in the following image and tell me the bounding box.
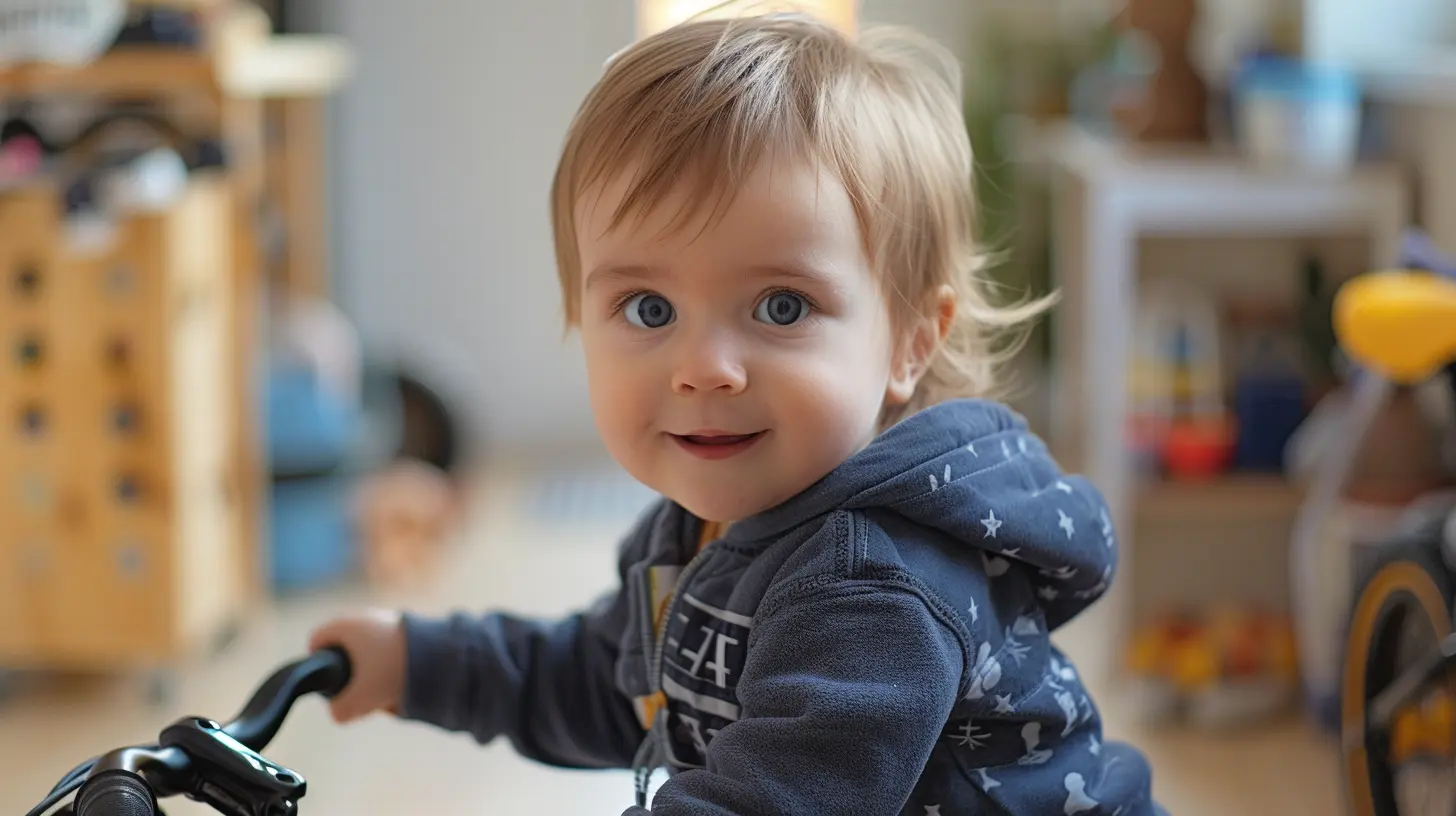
[4,467,1344,814]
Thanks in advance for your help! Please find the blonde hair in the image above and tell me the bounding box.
[550,11,1054,426]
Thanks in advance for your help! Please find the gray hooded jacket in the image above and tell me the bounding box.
[400,399,1163,814]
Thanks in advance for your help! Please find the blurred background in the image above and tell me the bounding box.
[3,0,1456,813]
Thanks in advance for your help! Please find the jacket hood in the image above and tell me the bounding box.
[727,399,1117,624]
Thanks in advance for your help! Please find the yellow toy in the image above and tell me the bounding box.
[1335,269,1456,384]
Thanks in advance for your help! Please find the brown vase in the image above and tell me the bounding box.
[1114,0,1209,142]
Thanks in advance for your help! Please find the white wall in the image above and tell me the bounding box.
[315,0,979,456]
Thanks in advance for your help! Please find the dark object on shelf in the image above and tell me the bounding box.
[1226,301,1307,471]
[63,175,97,214]
[109,6,203,50]
[1234,374,1305,471]
[1113,0,1209,141]
[62,108,210,170]
[1300,255,1339,388]
[191,139,228,171]
[1,114,54,154]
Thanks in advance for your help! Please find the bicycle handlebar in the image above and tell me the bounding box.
[73,772,155,816]
[26,646,352,816]
[219,646,353,751]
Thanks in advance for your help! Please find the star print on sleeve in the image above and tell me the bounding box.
[1057,508,1076,539]
[981,509,1003,538]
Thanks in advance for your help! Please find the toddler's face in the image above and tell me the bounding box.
[576,157,916,522]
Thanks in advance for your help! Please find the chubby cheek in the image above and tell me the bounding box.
[768,338,889,457]
[583,334,658,461]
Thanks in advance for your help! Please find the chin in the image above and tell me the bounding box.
[672,488,775,524]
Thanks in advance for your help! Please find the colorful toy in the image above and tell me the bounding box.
[1129,278,1235,479]
[1127,606,1299,729]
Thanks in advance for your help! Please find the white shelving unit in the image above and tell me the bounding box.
[1042,124,1411,682]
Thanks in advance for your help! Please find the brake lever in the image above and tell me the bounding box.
[160,717,305,816]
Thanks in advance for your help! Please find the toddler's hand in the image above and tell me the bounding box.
[308,609,407,724]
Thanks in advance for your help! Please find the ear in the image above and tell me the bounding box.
[886,285,956,405]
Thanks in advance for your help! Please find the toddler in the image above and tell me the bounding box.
[312,12,1163,815]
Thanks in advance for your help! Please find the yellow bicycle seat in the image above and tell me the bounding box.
[1335,269,1456,383]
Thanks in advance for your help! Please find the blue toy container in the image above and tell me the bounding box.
[263,359,363,593]
[268,473,358,592]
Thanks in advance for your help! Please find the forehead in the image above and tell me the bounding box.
[576,155,862,261]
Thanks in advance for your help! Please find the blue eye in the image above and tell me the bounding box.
[755,291,807,326]
[624,292,675,329]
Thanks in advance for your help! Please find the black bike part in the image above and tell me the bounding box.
[73,771,156,816]
[155,717,305,816]
[1370,631,1456,729]
[221,645,351,751]
[1343,534,1455,816]
[51,757,99,796]
[26,774,86,816]
[29,648,350,816]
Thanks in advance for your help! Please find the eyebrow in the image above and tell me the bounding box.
[746,262,836,286]
[584,264,664,290]
[583,260,839,291]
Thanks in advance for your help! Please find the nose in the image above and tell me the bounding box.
[671,328,747,396]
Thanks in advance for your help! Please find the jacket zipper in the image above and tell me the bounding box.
[649,541,714,693]
[635,533,717,807]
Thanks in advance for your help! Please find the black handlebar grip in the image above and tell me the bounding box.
[74,771,156,816]
[317,644,353,699]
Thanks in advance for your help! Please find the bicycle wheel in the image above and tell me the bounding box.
[1344,536,1456,816]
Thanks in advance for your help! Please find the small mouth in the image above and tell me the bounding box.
[671,431,766,460]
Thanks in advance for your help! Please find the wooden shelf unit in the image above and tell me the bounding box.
[0,4,351,674]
